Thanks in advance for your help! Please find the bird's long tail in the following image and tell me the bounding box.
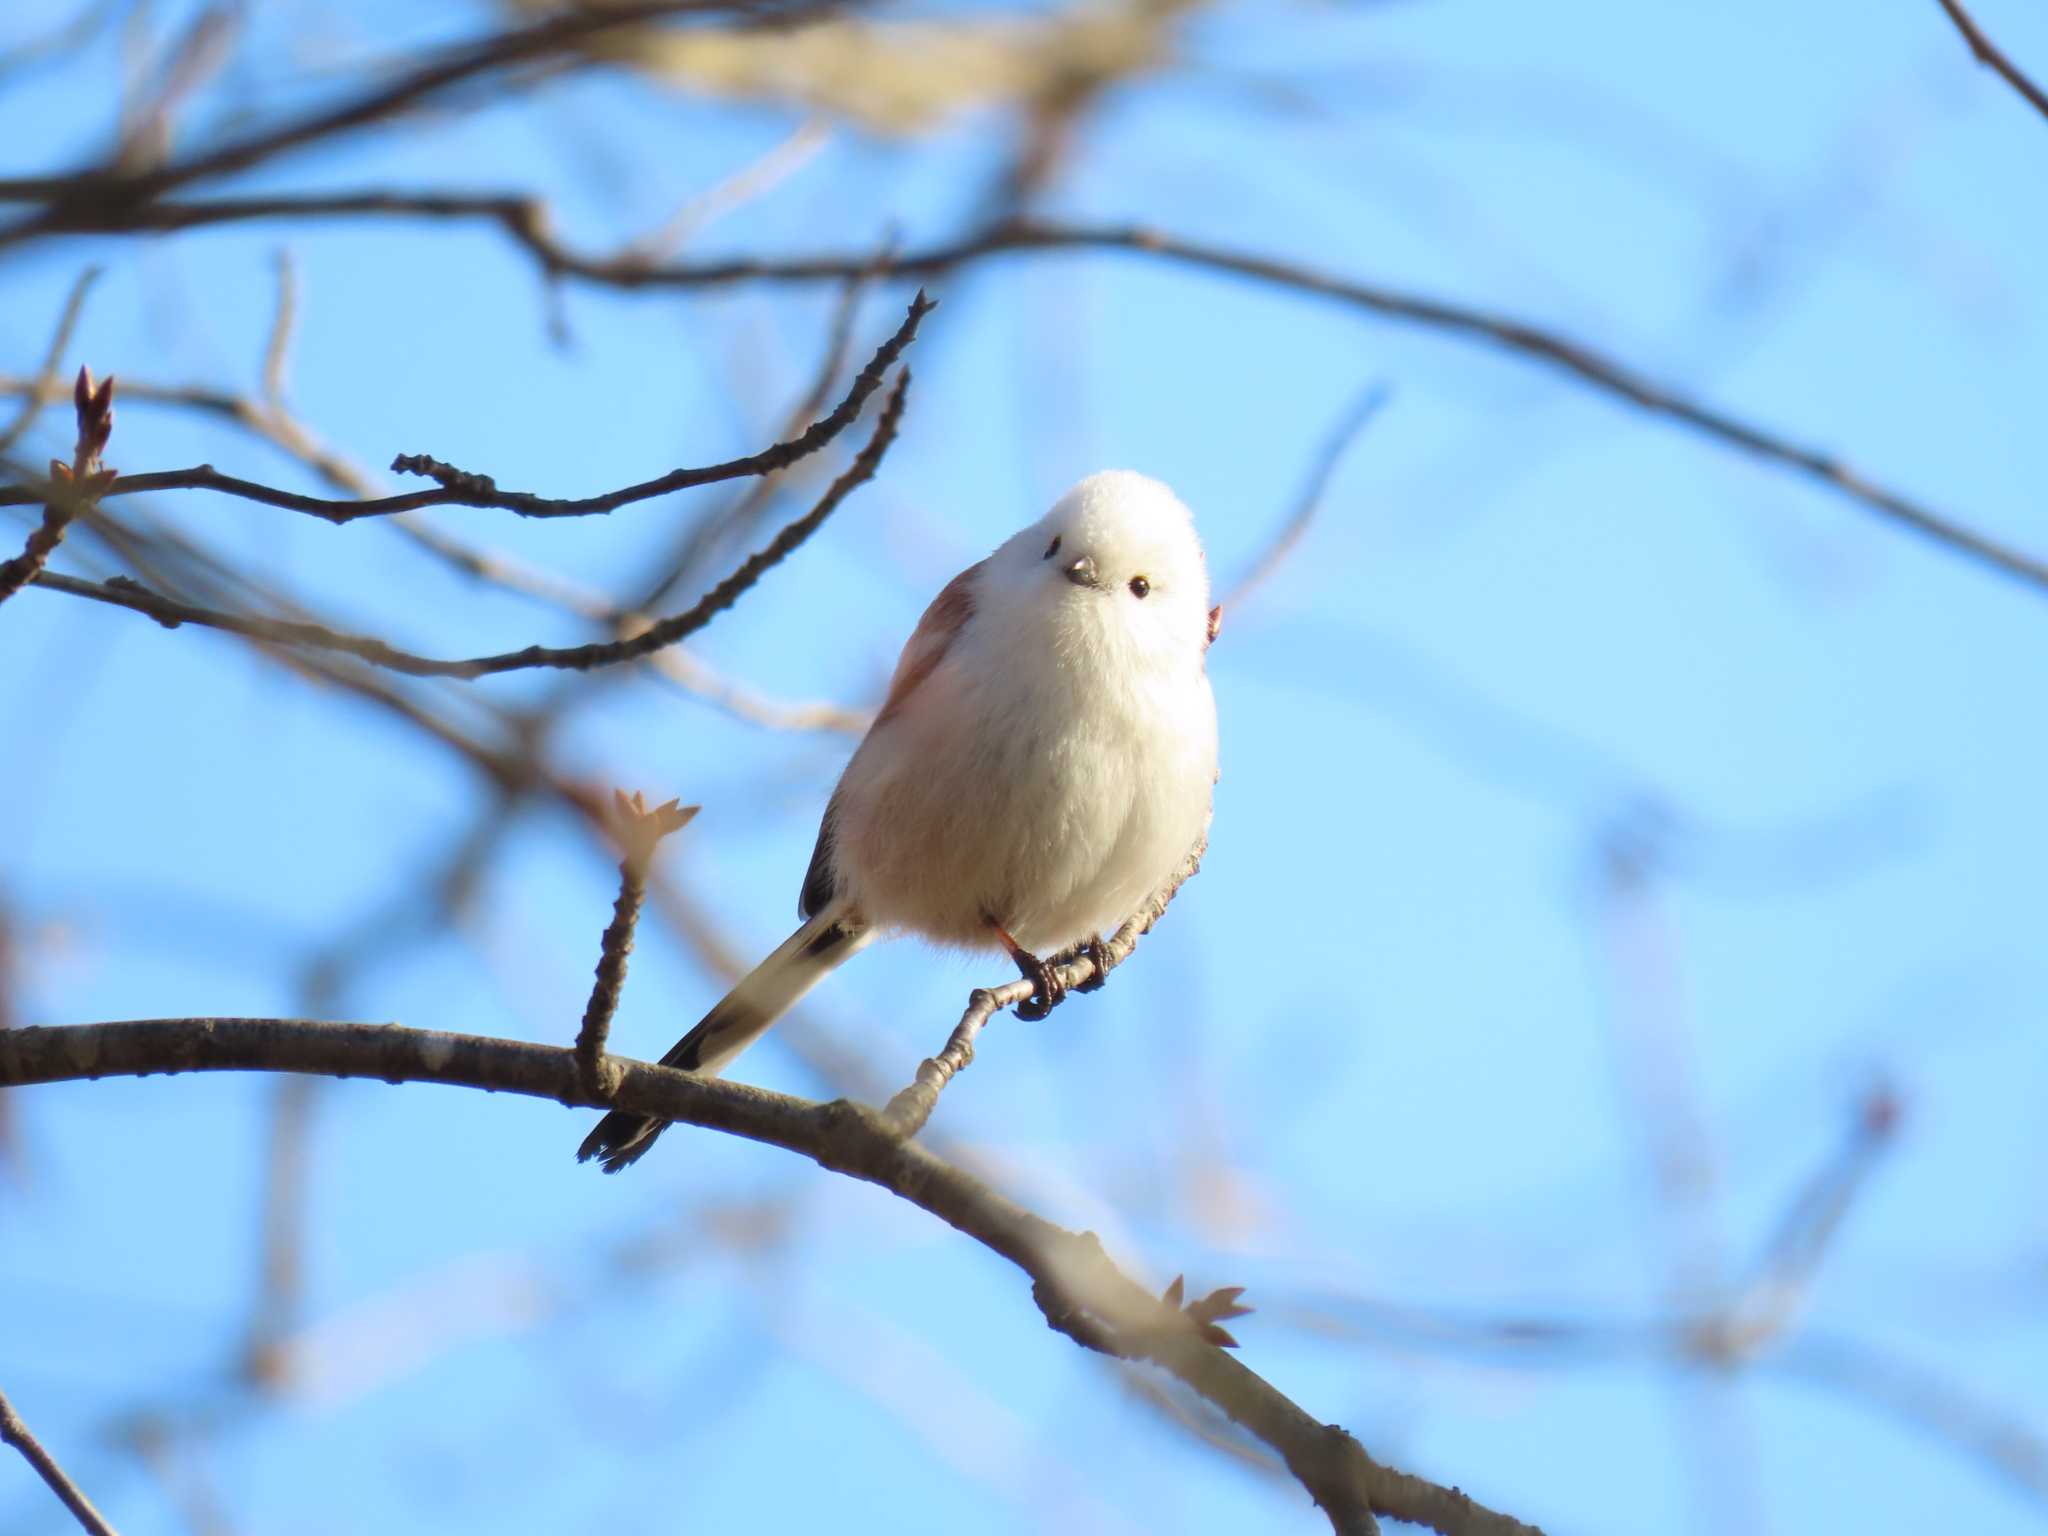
[576,913,873,1173]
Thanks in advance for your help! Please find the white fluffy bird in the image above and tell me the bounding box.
[579,469,1219,1171]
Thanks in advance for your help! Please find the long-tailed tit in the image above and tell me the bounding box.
[579,470,1219,1171]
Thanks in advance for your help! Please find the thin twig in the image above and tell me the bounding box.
[0,1383,121,1536]
[0,1018,1543,1536]
[0,266,100,459]
[577,792,698,1090]
[1932,0,2048,123]
[242,1077,318,1391]
[624,115,831,260]
[0,354,874,733]
[25,366,910,674]
[884,821,1210,1137]
[634,238,896,611]
[0,292,931,524]
[10,198,2031,597]
[1222,380,1391,612]
[1698,1084,1903,1363]
[0,368,115,609]
[260,249,298,407]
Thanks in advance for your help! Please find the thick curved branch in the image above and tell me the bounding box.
[7,196,2033,595]
[0,1017,1542,1536]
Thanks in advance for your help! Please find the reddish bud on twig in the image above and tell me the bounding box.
[73,365,115,467]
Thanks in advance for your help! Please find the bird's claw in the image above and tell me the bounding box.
[1012,950,1065,1020]
[1060,934,1112,993]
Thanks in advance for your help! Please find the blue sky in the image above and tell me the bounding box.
[4,2,2048,1533]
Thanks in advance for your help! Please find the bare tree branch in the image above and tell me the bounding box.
[0,1017,1542,1536]
[0,293,931,524]
[22,365,910,674]
[9,196,2032,595]
[0,1383,121,1536]
[1932,0,2048,124]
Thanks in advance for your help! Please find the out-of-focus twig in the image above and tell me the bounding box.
[625,116,831,259]
[241,1078,318,1393]
[1700,1084,1903,1363]
[1220,379,1390,613]
[0,0,837,252]
[112,4,242,175]
[0,267,100,460]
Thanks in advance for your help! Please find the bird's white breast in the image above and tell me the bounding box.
[833,572,1217,954]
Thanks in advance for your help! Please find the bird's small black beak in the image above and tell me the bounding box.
[1063,553,1099,589]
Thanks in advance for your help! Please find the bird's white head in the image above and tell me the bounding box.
[991,470,1211,673]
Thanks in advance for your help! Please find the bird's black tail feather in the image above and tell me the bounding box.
[577,915,869,1173]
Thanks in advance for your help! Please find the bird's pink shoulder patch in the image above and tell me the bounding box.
[876,559,983,725]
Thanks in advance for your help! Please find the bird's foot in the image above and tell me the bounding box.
[1010,946,1066,1021]
[987,916,1066,1020]
[1049,934,1113,993]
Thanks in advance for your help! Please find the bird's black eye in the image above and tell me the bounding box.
[1128,575,1150,599]
[1043,535,1061,560]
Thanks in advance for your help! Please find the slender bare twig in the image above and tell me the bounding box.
[242,1077,318,1392]
[625,116,831,260]
[884,821,1210,1137]
[578,792,698,1090]
[0,1383,121,1536]
[9,199,2028,596]
[0,267,100,459]
[0,292,929,525]
[0,270,873,735]
[1932,0,2048,123]
[633,242,895,611]
[259,249,298,408]
[1221,380,1391,612]
[0,368,114,609]
[24,366,909,674]
[1700,1084,1903,1363]
[0,1018,1542,1536]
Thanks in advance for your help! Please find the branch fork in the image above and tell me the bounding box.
[0,366,115,608]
